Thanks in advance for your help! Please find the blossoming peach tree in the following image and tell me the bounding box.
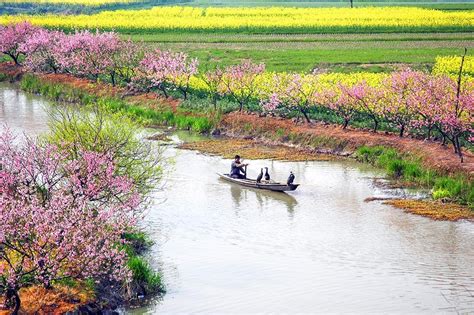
[0,130,141,314]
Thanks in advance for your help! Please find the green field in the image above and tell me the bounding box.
[133,32,473,72]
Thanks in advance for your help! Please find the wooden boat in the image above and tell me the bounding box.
[218,173,299,192]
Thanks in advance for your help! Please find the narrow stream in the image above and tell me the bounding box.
[1,82,474,314]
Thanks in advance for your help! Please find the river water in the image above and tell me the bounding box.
[1,82,474,314]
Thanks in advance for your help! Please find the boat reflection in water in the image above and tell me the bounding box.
[229,183,298,215]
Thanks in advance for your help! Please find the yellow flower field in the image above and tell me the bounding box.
[432,56,474,76]
[0,6,472,32]
[189,72,389,97]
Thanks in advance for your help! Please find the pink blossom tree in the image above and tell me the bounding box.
[381,70,424,137]
[0,22,38,65]
[345,81,384,132]
[261,73,318,123]
[165,52,199,100]
[108,39,144,86]
[20,28,66,73]
[0,130,140,313]
[200,67,225,110]
[318,83,359,129]
[434,78,474,162]
[410,74,447,140]
[222,60,265,112]
[135,49,198,99]
[57,30,121,81]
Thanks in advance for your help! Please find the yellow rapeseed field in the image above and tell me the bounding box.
[189,72,388,97]
[432,56,474,76]
[0,6,472,32]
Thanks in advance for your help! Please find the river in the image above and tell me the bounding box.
[1,82,474,314]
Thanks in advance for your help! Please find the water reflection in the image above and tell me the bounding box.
[228,181,298,215]
[0,83,50,135]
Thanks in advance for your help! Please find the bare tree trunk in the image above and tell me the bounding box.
[6,289,21,315]
[450,137,458,154]
[399,124,405,138]
[455,48,467,108]
[454,48,467,162]
[8,53,20,66]
[372,118,379,133]
[343,119,349,129]
[301,109,311,124]
[160,84,168,98]
[212,96,218,111]
[181,88,188,100]
[455,136,464,163]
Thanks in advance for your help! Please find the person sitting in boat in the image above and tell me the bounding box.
[230,155,248,179]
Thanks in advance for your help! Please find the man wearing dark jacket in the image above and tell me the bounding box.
[230,155,248,179]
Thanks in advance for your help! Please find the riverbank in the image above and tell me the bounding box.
[0,285,94,314]
[0,229,163,314]
[179,138,336,161]
[1,63,473,220]
[385,200,474,221]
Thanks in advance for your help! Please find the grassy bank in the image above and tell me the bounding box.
[122,232,163,298]
[15,74,216,133]
[355,146,473,207]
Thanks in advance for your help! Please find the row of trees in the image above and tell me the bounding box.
[0,22,472,161]
[260,70,473,162]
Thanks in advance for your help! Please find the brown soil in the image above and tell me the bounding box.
[179,138,335,161]
[385,199,474,221]
[0,62,23,81]
[0,285,94,315]
[221,113,474,179]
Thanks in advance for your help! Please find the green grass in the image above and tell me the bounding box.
[355,145,474,207]
[18,74,215,133]
[122,232,164,294]
[181,47,468,72]
[136,32,473,72]
[127,256,163,293]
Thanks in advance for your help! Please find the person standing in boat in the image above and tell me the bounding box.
[230,155,248,179]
